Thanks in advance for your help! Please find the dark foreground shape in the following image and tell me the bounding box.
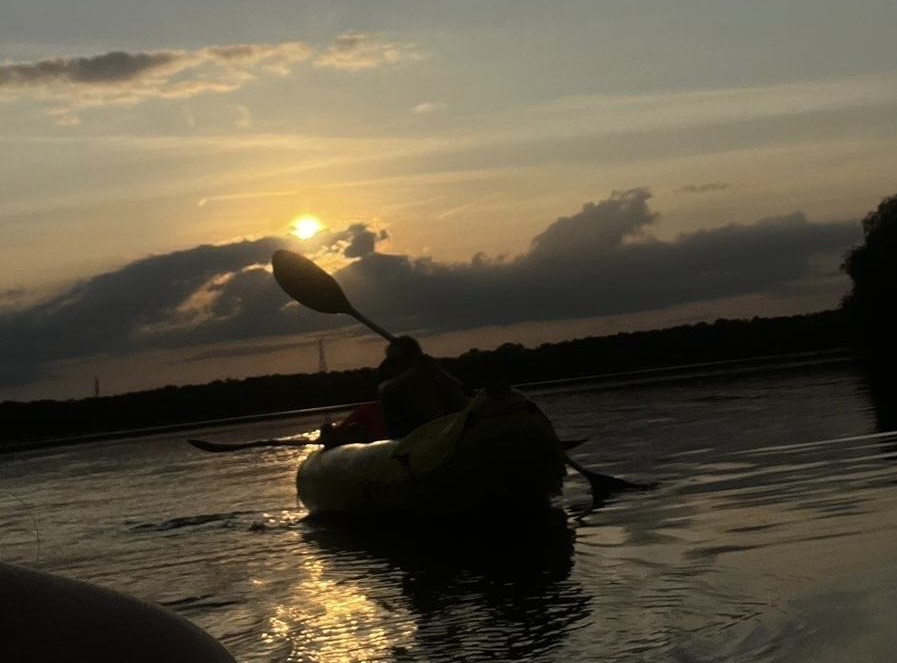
[0,563,235,663]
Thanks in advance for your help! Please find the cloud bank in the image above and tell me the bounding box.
[0,190,860,392]
[336,189,858,331]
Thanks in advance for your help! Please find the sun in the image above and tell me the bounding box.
[290,215,323,240]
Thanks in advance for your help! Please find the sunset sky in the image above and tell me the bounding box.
[2,0,896,401]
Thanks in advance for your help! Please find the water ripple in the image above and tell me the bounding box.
[3,365,897,661]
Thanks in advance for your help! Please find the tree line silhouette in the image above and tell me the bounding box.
[1,311,850,449]
[841,193,897,430]
[3,190,895,451]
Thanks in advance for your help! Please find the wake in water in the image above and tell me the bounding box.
[127,509,305,533]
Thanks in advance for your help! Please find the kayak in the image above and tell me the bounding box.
[0,563,234,662]
[296,388,567,517]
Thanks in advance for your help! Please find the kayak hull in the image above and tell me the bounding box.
[0,563,234,663]
[296,389,566,517]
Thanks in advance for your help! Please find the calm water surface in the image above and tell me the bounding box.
[3,362,897,662]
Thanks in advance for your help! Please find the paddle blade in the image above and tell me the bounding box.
[272,250,352,314]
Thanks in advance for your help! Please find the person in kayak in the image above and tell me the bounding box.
[319,336,468,446]
[377,336,470,439]
[319,400,387,447]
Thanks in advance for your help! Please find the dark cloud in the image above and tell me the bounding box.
[0,190,862,392]
[343,224,389,258]
[333,190,858,332]
[0,236,303,388]
[0,51,182,87]
[527,188,657,260]
[0,287,26,302]
[295,223,388,259]
[676,182,732,194]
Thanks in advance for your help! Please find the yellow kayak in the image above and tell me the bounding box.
[296,388,567,517]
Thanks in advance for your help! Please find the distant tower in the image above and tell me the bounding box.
[94,377,100,398]
[318,339,328,374]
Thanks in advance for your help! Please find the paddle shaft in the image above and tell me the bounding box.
[347,306,399,343]
[187,438,314,453]
[189,435,588,453]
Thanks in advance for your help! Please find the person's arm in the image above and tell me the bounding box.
[423,356,470,407]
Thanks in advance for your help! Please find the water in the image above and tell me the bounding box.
[2,362,897,662]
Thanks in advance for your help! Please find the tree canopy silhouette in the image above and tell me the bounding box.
[842,193,897,363]
[842,193,897,429]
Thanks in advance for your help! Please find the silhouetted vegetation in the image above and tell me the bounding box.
[442,311,847,388]
[1,310,850,450]
[842,193,897,363]
[841,193,897,430]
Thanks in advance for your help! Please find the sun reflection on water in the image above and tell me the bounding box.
[261,556,416,662]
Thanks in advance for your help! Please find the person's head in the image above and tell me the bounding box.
[385,336,423,361]
[379,336,423,380]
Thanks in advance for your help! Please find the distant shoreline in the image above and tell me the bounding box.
[2,346,856,456]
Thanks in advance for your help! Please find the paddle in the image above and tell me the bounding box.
[189,435,589,453]
[272,250,398,343]
[187,438,315,453]
[271,249,646,505]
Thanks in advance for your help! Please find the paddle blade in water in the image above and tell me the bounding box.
[272,250,352,314]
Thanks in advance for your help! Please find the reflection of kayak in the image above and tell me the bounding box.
[0,563,234,662]
[296,388,567,517]
[302,503,575,574]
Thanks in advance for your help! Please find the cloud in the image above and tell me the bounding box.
[182,339,318,363]
[543,74,897,137]
[0,43,310,124]
[527,188,658,261]
[313,32,421,71]
[0,51,182,87]
[341,224,389,258]
[0,34,417,123]
[332,189,858,333]
[292,222,389,261]
[676,182,732,194]
[0,237,295,388]
[0,190,861,393]
[0,43,309,95]
[412,101,446,114]
[0,287,28,312]
[198,190,298,207]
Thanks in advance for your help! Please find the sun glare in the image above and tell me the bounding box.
[291,215,323,240]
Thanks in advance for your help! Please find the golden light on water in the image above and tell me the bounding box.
[260,555,416,662]
[291,215,324,240]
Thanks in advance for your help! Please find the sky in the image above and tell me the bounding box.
[2,0,896,402]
